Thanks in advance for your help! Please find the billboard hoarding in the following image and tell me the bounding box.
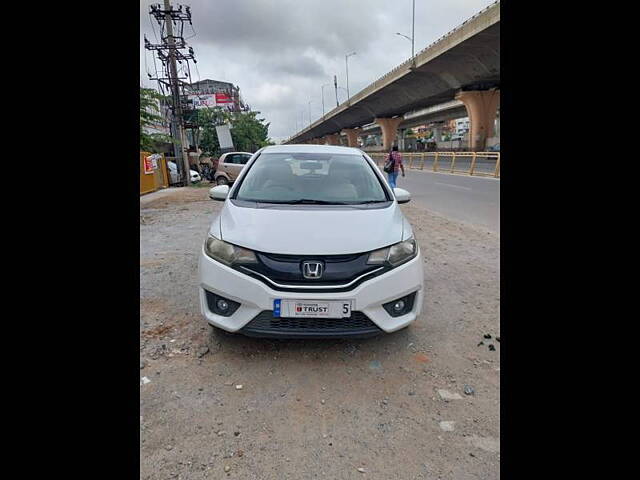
[187,93,236,111]
[215,124,234,151]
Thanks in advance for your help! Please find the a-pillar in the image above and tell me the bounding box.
[374,117,403,151]
[455,89,500,151]
[324,133,341,145]
[341,128,361,147]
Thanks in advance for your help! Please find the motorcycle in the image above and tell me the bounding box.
[199,163,215,183]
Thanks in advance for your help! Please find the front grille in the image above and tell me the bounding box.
[240,311,383,338]
[236,251,389,292]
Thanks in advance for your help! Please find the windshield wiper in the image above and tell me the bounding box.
[280,198,350,205]
[239,198,382,205]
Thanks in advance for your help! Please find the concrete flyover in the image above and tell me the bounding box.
[285,0,500,151]
[356,99,468,139]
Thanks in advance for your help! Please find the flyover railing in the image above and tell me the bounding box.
[367,151,500,178]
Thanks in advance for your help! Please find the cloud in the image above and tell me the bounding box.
[140,0,496,143]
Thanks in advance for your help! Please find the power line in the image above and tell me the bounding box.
[184,21,197,40]
[194,61,201,84]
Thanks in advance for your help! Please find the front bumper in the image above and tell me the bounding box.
[198,248,424,336]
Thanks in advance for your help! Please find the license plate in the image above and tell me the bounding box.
[273,299,352,318]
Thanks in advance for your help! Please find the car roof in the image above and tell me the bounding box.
[260,144,362,155]
[221,151,252,156]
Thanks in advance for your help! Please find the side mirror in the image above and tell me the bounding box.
[393,187,411,204]
[209,185,229,201]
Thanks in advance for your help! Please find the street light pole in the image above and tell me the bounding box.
[412,0,415,59]
[345,52,356,104]
[308,100,312,126]
[396,32,413,57]
[396,0,416,63]
[321,83,331,116]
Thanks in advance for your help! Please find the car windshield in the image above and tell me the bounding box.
[234,152,389,204]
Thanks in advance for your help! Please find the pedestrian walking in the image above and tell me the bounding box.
[383,145,405,188]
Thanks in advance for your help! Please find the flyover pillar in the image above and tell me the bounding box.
[455,89,500,151]
[324,133,341,145]
[374,117,403,151]
[432,123,442,142]
[341,128,361,147]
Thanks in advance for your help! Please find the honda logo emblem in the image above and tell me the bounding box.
[302,261,324,279]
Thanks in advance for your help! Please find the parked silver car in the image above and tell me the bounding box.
[214,152,253,185]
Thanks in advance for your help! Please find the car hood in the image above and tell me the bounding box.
[214,201,405,255]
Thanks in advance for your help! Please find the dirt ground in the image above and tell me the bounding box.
[140,186,500,480]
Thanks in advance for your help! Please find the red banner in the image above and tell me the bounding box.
[143,155,154,174]
[215,92,232,104]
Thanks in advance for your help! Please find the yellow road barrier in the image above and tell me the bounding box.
[367,151,500,178]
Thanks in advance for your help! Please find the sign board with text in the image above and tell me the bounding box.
[188,92,235,111]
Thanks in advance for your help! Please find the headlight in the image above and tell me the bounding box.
[204,235,258,266]
[367,237,417,267]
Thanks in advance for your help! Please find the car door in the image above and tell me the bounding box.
[217,154,232,180]
[226,154,243,181]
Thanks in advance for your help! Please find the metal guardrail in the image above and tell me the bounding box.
[368,151,500,178]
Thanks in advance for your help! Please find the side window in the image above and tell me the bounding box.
[240,154,251,165]
[224,154,236,164]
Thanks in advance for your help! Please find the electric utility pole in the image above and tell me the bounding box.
[345,52,356,104]
[145,1,197,185]
[334,75,339,107]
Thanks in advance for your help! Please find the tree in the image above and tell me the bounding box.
[140,87,172,152]
[195,107,231,157]
[229,111,273,152]
[195,108,273,157]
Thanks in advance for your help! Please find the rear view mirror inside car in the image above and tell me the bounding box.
[300,161,323,171]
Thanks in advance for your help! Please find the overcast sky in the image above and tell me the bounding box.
[140,0,495,143]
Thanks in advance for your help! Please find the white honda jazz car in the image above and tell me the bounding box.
[198,144,424,338]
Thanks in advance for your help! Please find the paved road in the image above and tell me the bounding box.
[392,169,500,233]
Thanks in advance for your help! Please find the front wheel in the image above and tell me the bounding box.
[216,176,229,186]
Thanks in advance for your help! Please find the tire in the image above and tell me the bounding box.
[216,176,229,186]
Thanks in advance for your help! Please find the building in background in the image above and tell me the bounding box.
[141,92,174,155]
[182,79,249,113]
[453,117,470,136]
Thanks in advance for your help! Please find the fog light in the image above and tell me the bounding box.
[205,290,240,317]
[382,292,417,318]
[393,300,405,312]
